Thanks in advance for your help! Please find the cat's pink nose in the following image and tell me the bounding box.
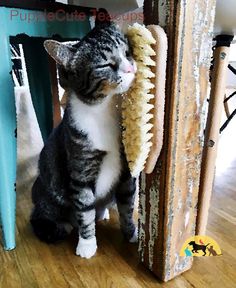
[121,58,137,74]
[125,65,134,73]
[124,64,136,74]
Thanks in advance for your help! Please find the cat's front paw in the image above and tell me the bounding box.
[129,227,138,243]
[76,236,97,259]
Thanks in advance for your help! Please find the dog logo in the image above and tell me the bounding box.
[179,235,222,257]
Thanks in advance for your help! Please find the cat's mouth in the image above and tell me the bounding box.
[99,73,136,96]
[99,60,137,96]
[101,81,118,95]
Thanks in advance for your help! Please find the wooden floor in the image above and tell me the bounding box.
[1,95,236,287]
[1,158,236,288]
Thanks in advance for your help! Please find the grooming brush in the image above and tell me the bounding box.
[122,23,167,177]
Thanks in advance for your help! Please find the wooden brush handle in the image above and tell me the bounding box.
[144,25,168,174]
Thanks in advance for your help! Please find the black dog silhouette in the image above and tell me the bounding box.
[188,241,210,256]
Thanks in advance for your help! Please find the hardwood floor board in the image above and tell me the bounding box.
[0,257,27,288]
[208,210,236,252]
[1,174,235,288]
[211,205,236,225]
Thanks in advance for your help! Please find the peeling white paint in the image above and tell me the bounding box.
[199,98,209,145]
[184,211,190,228]
[174,253,192,276]
[192,0,215,115]
[138,172,146,262]
[187,178,194,194]
[192,4,203,113]
[177,197,182,211]
[193,61,201,113]
[158,0,170,28]
[148,177,160,270]
[200,1,216,67]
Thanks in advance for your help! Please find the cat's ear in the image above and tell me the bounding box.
[44,40,73,67]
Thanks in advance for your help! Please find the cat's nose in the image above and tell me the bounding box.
[120,57,137,74]
[123,63,136,74]
[125,66,133,73]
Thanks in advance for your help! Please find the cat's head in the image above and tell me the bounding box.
[44,23,137,105]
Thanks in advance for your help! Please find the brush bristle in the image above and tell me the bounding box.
[122,23,156,177]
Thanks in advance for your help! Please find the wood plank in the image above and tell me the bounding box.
[196,42,233,235]
[140,0,216,281]
[47,55,62,128]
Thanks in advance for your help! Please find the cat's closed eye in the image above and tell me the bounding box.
[109,62,118,71]
[95,62,118,71]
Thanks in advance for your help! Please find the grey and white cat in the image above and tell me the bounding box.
[30,22,138,259]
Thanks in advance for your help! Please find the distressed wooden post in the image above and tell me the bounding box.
[139,0,216,281]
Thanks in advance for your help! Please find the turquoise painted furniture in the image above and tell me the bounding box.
[0,6,91,250]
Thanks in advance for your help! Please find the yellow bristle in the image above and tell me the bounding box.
[122,24,156,176]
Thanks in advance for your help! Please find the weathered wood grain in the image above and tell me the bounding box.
[196,44,231,235]
[47,56,62,128]
[140,0,216,281]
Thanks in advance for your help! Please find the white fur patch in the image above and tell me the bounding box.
[129,227,138,243]
[103,208,110,220]
[70,94,122,199]
[96,208,110,221]
[118,53,136,93]
[76,236,97,258]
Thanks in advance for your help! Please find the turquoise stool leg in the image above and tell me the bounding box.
[23,37,53,142]
[0,35,16,250]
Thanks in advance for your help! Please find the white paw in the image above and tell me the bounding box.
[129,227,138,243]
[76,236,97,259]
[103,208,110,220]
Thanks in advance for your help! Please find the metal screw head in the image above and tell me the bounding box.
[208,140,215,147]
[220,52,226,60]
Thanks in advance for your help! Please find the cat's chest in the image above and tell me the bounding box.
[79,109,120,151]
[71,95,120,151]
[70,95,122,197]
[82,113,122,198]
